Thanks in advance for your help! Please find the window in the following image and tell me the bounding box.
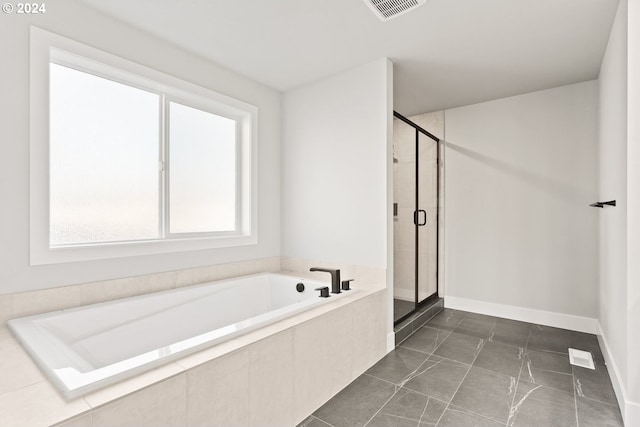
[30,28,257,265]
[49,64,241,245]
[49,63,161,245]
[167,102,237,235]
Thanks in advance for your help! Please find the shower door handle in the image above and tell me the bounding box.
[414,210,427,226]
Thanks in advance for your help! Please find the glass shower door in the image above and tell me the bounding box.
[393,112,439,324]
[393,118,417,322]
[417,131,438,303]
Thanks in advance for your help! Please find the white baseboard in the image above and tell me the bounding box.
[597,321,640,427]
[444,296,598,333]
[596,322,627,418]
[386,332,395,352]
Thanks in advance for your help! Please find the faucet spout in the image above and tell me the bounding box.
[309,267,341,294]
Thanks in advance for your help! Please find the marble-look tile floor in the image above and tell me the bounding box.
[298,309,625,427]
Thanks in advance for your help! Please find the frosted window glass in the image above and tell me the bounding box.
[169,102,236,233]
[49,64,160,245]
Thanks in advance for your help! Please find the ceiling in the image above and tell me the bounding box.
[79,0,619,115]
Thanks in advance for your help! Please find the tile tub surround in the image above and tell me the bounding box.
[301,308,624,427]
[1,257,282,325]
[280,257,386,289]
[0,281,387,426]
[1,256,385,327]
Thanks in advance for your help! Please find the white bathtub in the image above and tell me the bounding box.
[9,273,355,399]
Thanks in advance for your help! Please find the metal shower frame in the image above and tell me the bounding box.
[393,111,441,326]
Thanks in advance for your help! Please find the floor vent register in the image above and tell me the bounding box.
[568,348,595,370]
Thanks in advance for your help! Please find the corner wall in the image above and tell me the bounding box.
[598,0,640,423]
[598,0,629,417]
[625,0,640,421]
[0,2,281,295]
[282,59,391,269]
[443,81,600,329]
[281,58,393,347]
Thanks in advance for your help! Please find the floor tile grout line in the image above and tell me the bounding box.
[433,332,488,426]
[527,348,571,357]
[417,396,431,427]
[401,387,445,402]
[433,403,450,425]
[400,384,453,401]
[484,336,529,351]
[397,344,432,356]
[361,384,402,427]
[526,322,586,427]
[507,384,544,427]
[363,372,398,386]
[430,310,464,331]
[538,369,574,376]
[311,414,335,427]
[364,366,469,399]
[447,402,516,426]
[396,358,445,391]
[440,316,524,426]
[515,379,577,397]
[400,328,452,356]
[378,377,451,406]
[394,345,437,357]
[428,354,471,368]
[389,352,453,426]
[436,310,515,426]
[576,393,620,407]
[426,324,458,334]
[415,306,445,330]
[505,325,532,427]
[505,390,579,410]
[362,353,436,427]
[430,329,452,354]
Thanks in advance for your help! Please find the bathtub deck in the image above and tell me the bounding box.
[0,276,387,427]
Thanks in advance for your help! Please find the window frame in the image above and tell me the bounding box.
[30,27,258,265]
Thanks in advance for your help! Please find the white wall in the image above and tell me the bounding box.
[625,0,640,419]
[0,3,281,294]
[282,59,391,269]
[598,0,640,422]
[444,81,599,322]
[598,0,629,409]
[282,58,393,349]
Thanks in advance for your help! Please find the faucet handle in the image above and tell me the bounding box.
[341,279,354,291]
[315,287,330,298]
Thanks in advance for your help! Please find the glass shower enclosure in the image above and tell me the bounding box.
[393,111,440,324]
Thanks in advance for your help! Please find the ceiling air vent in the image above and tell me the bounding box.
[362,0,427,21]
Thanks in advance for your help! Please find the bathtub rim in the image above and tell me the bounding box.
[7,272,355,400]
[9,272,321,322]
